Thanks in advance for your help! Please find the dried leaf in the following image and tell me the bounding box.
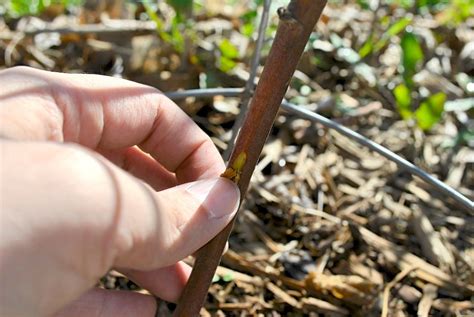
[305,272,378,306]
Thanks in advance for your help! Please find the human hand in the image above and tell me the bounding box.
[0,66,240,316]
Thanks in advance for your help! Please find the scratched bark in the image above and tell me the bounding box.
[174,0,328,315]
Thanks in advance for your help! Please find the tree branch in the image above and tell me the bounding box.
[173,1,328,315]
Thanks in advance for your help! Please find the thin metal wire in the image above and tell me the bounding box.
[225,0,272,160]
[165,88,473,212]
[165,87,243,100]
[281,102,473,212]
[247,0,272,91]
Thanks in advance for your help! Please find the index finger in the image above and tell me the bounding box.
[1,67,224,182]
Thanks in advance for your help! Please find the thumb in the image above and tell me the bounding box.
[115,177,240,270]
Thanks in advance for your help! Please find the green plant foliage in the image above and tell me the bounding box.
[356,0,453,11]
[401,31,424,86]
[222,273,234,282]
[394,85,446,130]
[166,0,193,13]
[170,16,185,52]
[415,92,446,130]
[211,272,234,283]
[458,128,474,147]
[385,17,412,37]
[218,57,236,72]
[417,0,450,9]
[211,274,220,283]
[10,0,45,16]
[374,17,412,51]
[394,84,413,119]
[356,0,370,10]
[358,34,374,58]
[166,0,193,21]
[143,1,186,53]
[8,0,82,17]
[241,10,258,37]
[143,3,172,41]
[441,126,474,148]
[384,0,415,9]
[219,39,239,59]
[437,0,474,26]
[359,17,411,58]
[217,39,239,72]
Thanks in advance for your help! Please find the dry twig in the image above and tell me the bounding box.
[381,266,418,317]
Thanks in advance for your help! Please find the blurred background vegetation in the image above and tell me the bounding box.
[2,0,472,135]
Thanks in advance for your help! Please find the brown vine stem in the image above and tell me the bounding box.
[174,1,327,315]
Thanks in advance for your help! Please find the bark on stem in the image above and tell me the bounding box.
[174,1,327,315]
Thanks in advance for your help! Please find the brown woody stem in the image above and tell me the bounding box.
[174,1,327,315]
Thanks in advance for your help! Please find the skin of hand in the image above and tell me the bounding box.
[0,66,240,317]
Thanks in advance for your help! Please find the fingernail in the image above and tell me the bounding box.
[185,178,240,219]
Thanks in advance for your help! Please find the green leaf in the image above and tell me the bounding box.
[373,17,412,52]
[401,31,424,87]
[438,0,474,25]
[217,39,240,70]
[222,273,234,282]
[218,56,237,72]
[143,1,187,52]
[394,84,413,119]
[219,39,239,59]
[170,18,185,52]
[442,127,474,148]
[458,128,474,147]
[9,0,46,16]
[143,2,170,39]
[415,92,446,130]
[359,34,374,58]
[212,272,234,283]
[241,23,255,37]
[417,0,450,9]
[384,0,415,8]
[10,0,30,16]
[357,0,370,9]
[387,17,412,36]
[166,0,193,18]
[167,0,193,10]
[8,0,83,17]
